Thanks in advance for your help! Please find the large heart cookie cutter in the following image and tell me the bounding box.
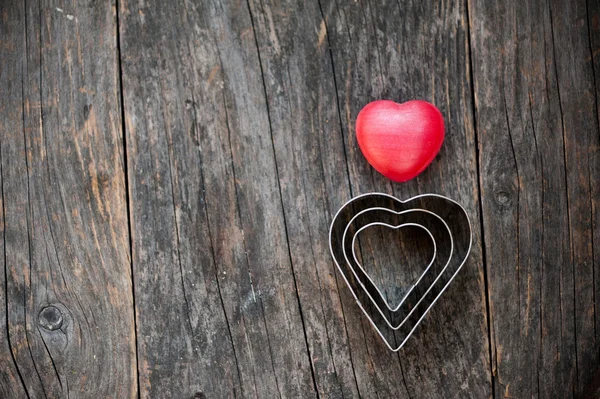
[329,193,472,351]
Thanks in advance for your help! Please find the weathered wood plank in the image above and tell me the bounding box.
[118,1,241,397]
[119,0,317,396]
[0,2,31,396]
[0,0,137,397]
[549,0,600,391]
[319,0,492,397]
[588,0,600,387]
[244,0,368,397]
[469,0,599,396]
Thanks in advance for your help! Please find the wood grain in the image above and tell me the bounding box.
[118,1,243,396]
[245,0,360,396]
[119,0,318,396]
[1,0,600,397]
[469,0,599,396]
[0,0,136,397]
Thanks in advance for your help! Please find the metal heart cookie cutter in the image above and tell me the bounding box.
[329,193,472,351]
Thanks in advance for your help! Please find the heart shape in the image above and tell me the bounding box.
[343,208,454,329]
[356,100,445,182]
[329,193,472,351]
[352,222,437,310]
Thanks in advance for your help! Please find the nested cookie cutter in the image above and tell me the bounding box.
[343,208,454,330]
[329,193,472,351]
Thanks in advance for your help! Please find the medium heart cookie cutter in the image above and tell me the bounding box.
[329,193,472,351]
[343,208,454,330]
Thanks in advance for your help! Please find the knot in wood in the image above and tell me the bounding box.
[494,190,512,207]
[38,306,63,331]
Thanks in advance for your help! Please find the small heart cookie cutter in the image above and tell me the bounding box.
[329,193,472,351]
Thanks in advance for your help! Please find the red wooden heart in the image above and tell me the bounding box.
[356,100,445,182]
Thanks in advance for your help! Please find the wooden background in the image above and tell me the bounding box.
[1,0,599,397]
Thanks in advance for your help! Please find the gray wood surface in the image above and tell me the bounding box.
[0,0,598,397]
[0,0,136,397]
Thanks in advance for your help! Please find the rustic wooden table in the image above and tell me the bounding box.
[1,0,599,398]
